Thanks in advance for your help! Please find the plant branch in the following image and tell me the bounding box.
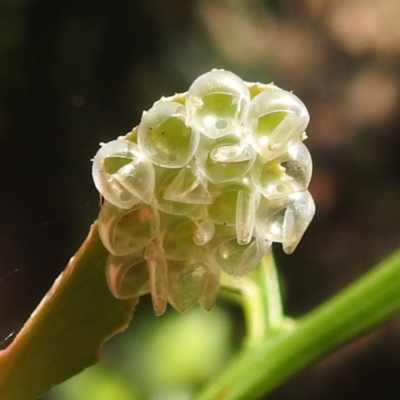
[256,253,286,334]
[0,223,138,400]
[221,253,289,345]
[196,248,400,400]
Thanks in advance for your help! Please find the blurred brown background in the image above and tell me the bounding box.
[1,0,400,399]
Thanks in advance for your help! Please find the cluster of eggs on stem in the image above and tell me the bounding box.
[92,70,315,315]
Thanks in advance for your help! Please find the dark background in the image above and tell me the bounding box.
[1,0,400,399]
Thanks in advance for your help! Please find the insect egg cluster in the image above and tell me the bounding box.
[92,69,315,315]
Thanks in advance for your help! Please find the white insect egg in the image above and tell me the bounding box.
[138,101,199,168]
[255,190,315,254]
[98,200,160,256]
[167,259,219,312]
[106,251,150,299]
[245,88,310,161]
[251,141,312,200]
[92,140,155,209]
[207,234,272,278]
[186,69,250,139]
[195,133,256,184]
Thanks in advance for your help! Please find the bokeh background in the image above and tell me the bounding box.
[1,0,400,399]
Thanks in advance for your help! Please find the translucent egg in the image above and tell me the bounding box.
[138,101,199,168]
[208,183,242,227]
[153,167,199,216]
[98,200,160,256]
[195,133,256,184]
[255,190,315,254]
[92,140,155,209]
[163,162,212,205]
[246,88,310,161]
[106,252,150,299]
[162,216,202,261]
[144,242,168,316]
[251,141,312,199]
[207,235,272,278]
[198,261,220,311]
[236,189,258,245]
[167,259,212,312]
[208,181,259,244]
[186,70,250,139]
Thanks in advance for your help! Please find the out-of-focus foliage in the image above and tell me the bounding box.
[47,305,233,400]
[1,0,400,399]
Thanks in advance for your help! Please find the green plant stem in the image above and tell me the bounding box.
[0,223,138,400]
[220,273,265,344]
[257,253,285,334]
[196,248,400,400]
[220,254,285,344]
